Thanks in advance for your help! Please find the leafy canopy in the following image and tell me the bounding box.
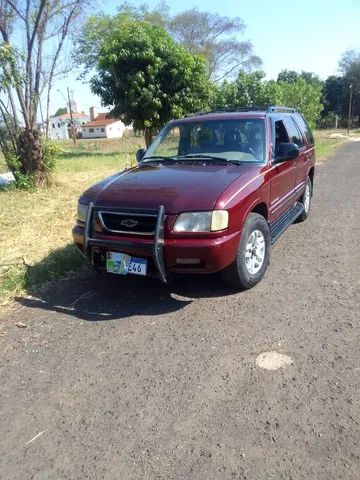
[212,72,323,128]
[75,1,261,82]
[91,21,211,144]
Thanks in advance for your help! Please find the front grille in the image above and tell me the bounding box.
[98,211,157,235]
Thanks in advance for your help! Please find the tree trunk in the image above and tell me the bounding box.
[144,128,153,148]
[17,129,46,186]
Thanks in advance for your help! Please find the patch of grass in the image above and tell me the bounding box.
[315,136,345,160]
[0,134,144,306]
[314,129,360,161]
[0,267,26,304]
[25,244,89,288]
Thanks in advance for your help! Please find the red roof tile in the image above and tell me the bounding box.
[83,113,118,127]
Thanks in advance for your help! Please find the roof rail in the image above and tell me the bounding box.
[266,106,297,113]
[186,106,297,116]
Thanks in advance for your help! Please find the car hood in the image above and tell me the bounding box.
[80,162,253,213]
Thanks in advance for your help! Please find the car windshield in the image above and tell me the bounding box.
[143,118,266,163]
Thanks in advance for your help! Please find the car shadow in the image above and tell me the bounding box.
[17,264,238,322]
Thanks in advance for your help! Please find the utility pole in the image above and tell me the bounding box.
[67,86,76,145]
[347,83,353,136]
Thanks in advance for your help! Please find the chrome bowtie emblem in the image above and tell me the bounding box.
[121,219,138,228]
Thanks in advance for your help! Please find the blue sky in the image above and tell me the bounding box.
[50,0,360,116]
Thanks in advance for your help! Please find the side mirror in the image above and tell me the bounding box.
[136,148,147,163]
[274,142,299,163]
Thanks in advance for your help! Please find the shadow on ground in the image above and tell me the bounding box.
[18,244,238,322]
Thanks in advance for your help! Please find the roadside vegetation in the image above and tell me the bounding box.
[0,135,143,306]
[0,131,358,307]
[315,129,360,160]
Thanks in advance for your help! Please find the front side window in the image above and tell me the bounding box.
[144,119,266,163]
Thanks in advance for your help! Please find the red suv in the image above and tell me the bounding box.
[73,106,315,289]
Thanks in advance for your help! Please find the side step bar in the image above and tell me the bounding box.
[270,202,304,244]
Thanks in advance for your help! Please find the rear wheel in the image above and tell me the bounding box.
[297,177,312,222]
[222,213,271,290]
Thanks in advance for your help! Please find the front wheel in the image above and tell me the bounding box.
[222,213,271,290]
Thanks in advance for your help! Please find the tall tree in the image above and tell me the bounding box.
[323,75,348,116]
[75,2,261,83]
[91,21,211,147]
[339,49,360,126]
[0,0,89,186]
[167,8,261,81]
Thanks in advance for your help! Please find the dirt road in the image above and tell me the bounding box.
[1,141,359,480]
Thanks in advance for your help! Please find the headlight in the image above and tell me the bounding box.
[173,210,229,232]
[77,202,89,223]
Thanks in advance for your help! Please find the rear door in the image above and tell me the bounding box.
[292,114,315,194]
[269,117,297,221]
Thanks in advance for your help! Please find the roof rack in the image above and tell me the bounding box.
[266,106,297,113]
[186,106,297,117]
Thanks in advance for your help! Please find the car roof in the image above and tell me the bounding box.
[170,107,299,124]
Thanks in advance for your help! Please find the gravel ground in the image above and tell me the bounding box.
[1,141,359,480]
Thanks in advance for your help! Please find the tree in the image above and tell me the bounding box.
[167,8,261,81]
[277,69,299,84]
[299,71,322,88]
[276,79,323,128]
[212,72,323,128]
[323,75,348,115]
[75,2,261,83]
[0,0,90,187]
[54,107,67,116]
[74,2,170,79]
[212,72,279,110]
[277,69,322,88]
[91,21,211,147]
[339,49,360,127]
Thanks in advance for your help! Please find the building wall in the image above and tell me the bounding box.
[49,114,89,140]
[82,126,108,138]
[106,121,125,138]
[82,121,125,139]
[49,121,69,140]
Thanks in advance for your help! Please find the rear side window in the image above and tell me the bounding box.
[284,117,304,147]
[293,115,314,145]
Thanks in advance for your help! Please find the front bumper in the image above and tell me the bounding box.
[72,203,240,282]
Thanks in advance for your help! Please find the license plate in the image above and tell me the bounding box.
[106,252,147,276]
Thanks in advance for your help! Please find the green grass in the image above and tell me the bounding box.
[0,130,359,307]
[0,134,144,307]
[314,130,349,161]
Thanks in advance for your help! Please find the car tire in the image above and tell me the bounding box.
[222,213,271,290]
[297,177,312,222]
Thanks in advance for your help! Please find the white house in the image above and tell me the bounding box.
[49,111,90,140]
[82,107,130,139]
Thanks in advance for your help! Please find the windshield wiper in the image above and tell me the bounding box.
[178,154,242,165]
[142,155,176,162]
